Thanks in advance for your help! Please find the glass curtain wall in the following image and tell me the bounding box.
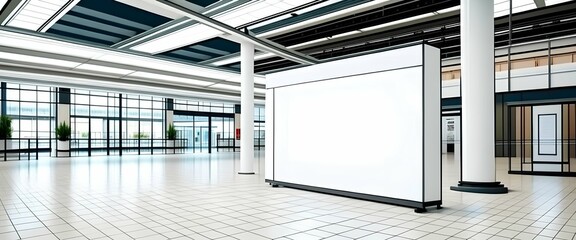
[4,83,55,158]
[71,91,164,156]
[121,94,164,155]
[255,106,265,149]
[2,81,264,157]
[211,117,234,152]
[173,100,237,152]
[70,90,121,156]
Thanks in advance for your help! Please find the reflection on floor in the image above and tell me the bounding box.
[0,151,575,239]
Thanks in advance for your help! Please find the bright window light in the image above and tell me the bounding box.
[0,52,80,68]
[75,64,135,75]
[127,71,215,87]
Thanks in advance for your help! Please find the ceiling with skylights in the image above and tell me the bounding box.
[0,0,575,101]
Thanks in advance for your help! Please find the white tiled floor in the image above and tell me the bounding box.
[0,151,575,239]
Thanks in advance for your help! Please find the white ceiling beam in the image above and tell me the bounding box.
[112,0,252,50]
[0,65,265,103]
[148,0,319,65]
[0,0,26,25]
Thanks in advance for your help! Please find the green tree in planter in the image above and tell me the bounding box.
[55,122,71,141]
[167,124,177,140]
[0,115,12,139]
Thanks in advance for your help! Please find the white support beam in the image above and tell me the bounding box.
[148,0,319,65]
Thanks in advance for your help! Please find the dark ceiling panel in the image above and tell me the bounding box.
[157,37,240,64]
[185,0,220,8]
[46,0,171,46]
[76,0,170,27]
[196,38,240,54]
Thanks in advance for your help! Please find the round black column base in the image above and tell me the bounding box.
[450,181,508,194]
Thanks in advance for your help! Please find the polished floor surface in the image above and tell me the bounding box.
[0,151,575,239]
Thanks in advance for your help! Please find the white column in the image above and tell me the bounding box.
[452,0,507,193]
[239,42,255,174]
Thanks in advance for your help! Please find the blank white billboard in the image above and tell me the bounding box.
[266,44,441,210]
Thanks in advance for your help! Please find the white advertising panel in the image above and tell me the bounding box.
[274,68,423,201]
[266,44,441,209]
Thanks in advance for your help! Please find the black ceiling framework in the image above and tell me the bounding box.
[2,0,576,76]
[268,0,461,47]
[249,0,576,73]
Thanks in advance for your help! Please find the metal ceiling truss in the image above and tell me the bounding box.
[150,0,319,65]
[112,0,253,50]
[252,0,576,73]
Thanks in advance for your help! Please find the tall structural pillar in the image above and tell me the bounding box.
[450,0,508,193]
[239,42,255,174]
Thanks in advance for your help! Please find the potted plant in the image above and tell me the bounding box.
[0,115,12,151]
[166,124,177,153]
[55,122,71,157]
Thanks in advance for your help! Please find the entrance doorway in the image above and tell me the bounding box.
[508,103,576,175]
[173,112,235,153]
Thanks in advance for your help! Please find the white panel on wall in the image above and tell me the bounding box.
[532,105,562,172]
[551,63,576,88]
[509,66,547,91]
[495,71,509,93]
[441,79,460,98]
[264,89,274,180]
[538,114,557,155]
[274,67,424,201]
[510,76,548,91]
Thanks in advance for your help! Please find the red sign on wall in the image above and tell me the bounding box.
[236,128,240,140]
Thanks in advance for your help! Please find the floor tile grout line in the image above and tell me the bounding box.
[0,190,21,239]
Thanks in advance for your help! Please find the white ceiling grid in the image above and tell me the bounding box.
[129,0,317,54]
